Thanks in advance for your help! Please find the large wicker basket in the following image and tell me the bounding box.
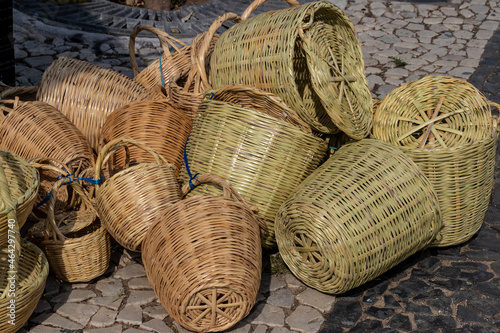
[36,57,148,151]
[100,99,192,176]
[372,75,498,247]
[210,0,371,138]
[142,174,265,332]
[181,86,327,247]
[275,139,442,294]
[94,138,181,252]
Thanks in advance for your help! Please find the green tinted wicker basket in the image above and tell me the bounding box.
[210,0,371,138]
[275,139,442,294]
[181,86,327,247]
[373,75,498,247]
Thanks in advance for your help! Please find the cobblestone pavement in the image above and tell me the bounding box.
[9,0,500,332]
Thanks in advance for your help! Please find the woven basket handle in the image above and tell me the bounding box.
[189,12,241,91]
[129,24,189,77]
[490,102,500,126]
[181,173,267,234]
[95,137,173,185]
[0,85,38,100]
[241,0,300,21]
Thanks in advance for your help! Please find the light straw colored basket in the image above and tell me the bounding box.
[130,24,191,90]
[36,57,148,151]
[372,75,499,247]
[0,162,49,333]
[94,138,181,252]
[142,174,266,332]
[29,162,110,283]
[100,99,192,176]
[275,139,442,294]
[181,86,327,247]
[0,152,39,245]
[210,0,370,136]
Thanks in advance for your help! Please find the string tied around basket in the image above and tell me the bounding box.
[183,135,200,189]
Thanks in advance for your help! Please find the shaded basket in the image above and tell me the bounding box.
[181,86,327,247]
[0,152,39,244]
[210,0,371,137]
[100,99,192,176]
[36,57,148,151]
[0,162,49,333]
[275,139,443,294]
[372,75,499,247]
[142,174,266,332]
[30,163,110,283]
[95,138,181,252]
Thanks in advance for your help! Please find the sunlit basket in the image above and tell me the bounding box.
[0,163,49,333]
[0,152,39,245]
[100,97,192,177]
[36,57,148,151]
[210,0,372,137]
[181,86,327,247]
[372,75,499,247]
[142,174,266,332]
[275,139,442,294]
[94,138,181,252]
[31,167,110,282]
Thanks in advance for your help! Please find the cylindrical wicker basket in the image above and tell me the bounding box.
[0,152,39,245]
[182,86,327,247]
[95,138,181,252]
[210,0,371,137]
[142,174,265,332]
[100,99,192,176]
[36,57,148,151]
[372,75,498,247]
[275,139,442,294]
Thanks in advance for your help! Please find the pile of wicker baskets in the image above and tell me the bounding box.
[0,0,498,332]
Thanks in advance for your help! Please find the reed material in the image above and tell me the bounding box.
[142,174,265,332]
[373,76,499,247]
[95,138,181,252]
[36,57,148,151]
[275,139,442,294]
[181,87,327,247]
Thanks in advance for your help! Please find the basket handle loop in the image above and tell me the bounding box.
[241,0,300,21]
[129,24,188,77]
[489,102,500,126]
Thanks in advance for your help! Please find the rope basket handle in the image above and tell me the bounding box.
[181,173,267,234]
[94,137,174,186]
[0,85,38,100]
[129,24,189,77]
[188,12,241,91]
[241,0,300,21]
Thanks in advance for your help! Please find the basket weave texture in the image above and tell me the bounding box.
[36,57,148,151]
[100,99,192,176]
[210,1,370,136]
[142,174,265,332]
[372,75,498,247]
[95,138,181,252]
[181,86,327,247]
[275,139,442,294]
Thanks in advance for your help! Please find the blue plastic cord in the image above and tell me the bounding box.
[183,135,200,189]
[159,55,164,86]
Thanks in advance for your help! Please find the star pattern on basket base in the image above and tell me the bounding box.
[294,233,322,266]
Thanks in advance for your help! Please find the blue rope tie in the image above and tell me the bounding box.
[159,55,164,86]
[183,135,200,189]
[329,146,339,150]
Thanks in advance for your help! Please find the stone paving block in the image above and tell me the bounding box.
[84,325,123,333]
[123,329,148,333]
[226,321,252,333]
[286,305,324,333]
[89,296,123,311]
[266,289,295,309]
[25,325,65,333]
[140,319,174,333]
[34,299,52,314]
[96,278,124,297]
[127,290,157,306]
[129,277,153,290]
[113,263,146,280]
[54,303,100,326]
[89,307,118,328]
[284,273,306,290]
[31,313,84,330]
[253,325,269,333]
[296,288,335,313]
[143,305,169,320]
[244,303,285,327]
[272,327,299,333]
[43,275,60,298]
[173,322,194,333]
[116,305,143,325]
[51,289,97,303]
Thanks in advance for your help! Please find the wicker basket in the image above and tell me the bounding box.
[100,99,192,176]
[129,24,191,90]
[94,138,181,252]
[210,0,371,137]
[30,163,110,282]
[0,152,39,244]
[275,139,442,294]
[372,75,499,247]
[0,162,49,333]
[36,57,148,151]
[181,86,327,247]
[142,174,265,332]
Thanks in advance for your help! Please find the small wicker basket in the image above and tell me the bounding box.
[142,174,266,332]
[94,138,181,252]
[372,75,499,247]
[275,139,442,294]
